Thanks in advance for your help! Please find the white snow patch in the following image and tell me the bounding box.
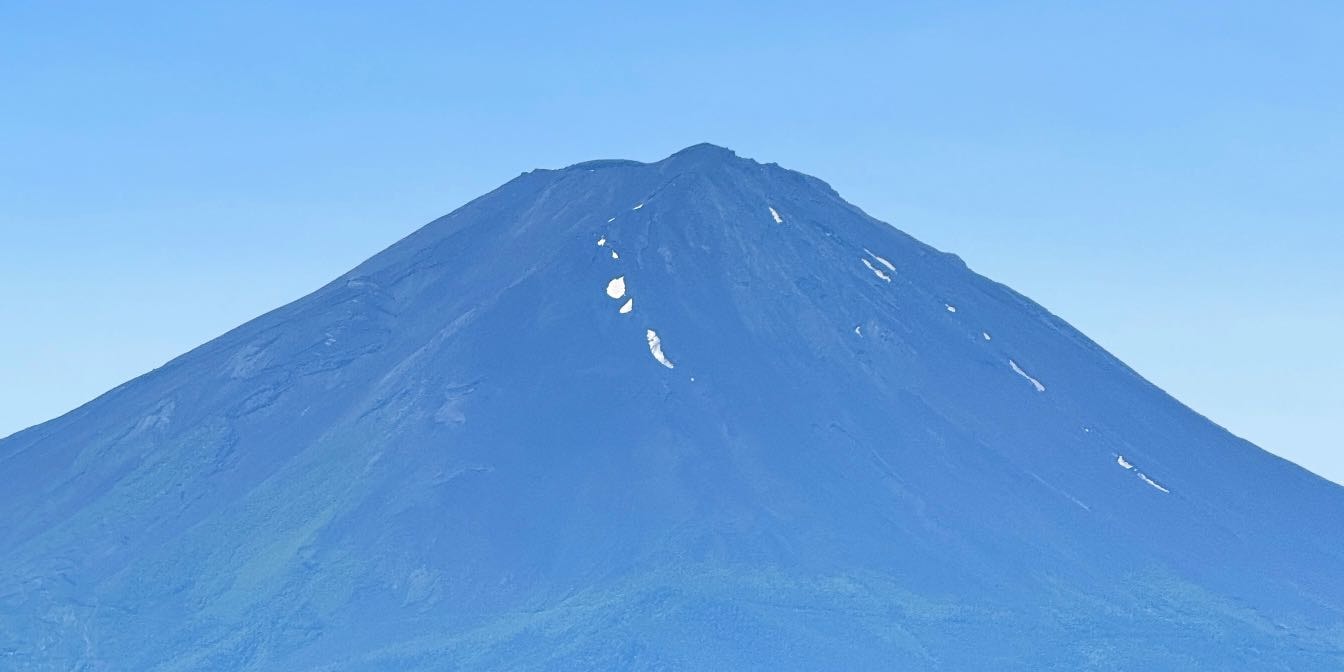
[606,276,626,299]
[861,258,892,282]
[607,217,616,223]
[597,237,606,247]
[1138,472,1170,493]
[1117,455,1170,492]
[646,329,675,369]
[633,203,644,210]
[982,332,992,341]
[1008,359,1046,392]
[619,298,633,314]
[611,250,619,259]
[769,206,784,224]
[1027,471,1091,512]
[945,304,957,313]
[854,325,862,336]
[864,249,895,272]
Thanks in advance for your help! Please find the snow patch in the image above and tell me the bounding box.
[619,298,633,314]
[606,276,626,299]
[1008,359,1046,392]
[1138,472,1170,493]
[945,304,957,313]
[864,249,895,272]
[607,217,616,223]
[611,250,619,260]
[1117,455,1170,493]
[982,332,992,341]
[861,258,891,282]
[646,329,675,369]
[1027,471,1091,512]
[597,237,606,247]
[854,325,862,336]
[769,206,784,224]
[633,203,644,210]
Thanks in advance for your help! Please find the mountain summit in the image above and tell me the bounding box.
[3,145,1342,670]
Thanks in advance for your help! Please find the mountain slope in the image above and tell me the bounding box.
[3,144,1342,670]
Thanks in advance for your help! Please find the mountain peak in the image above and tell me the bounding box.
[658,142,752,171]
[665,142,738,160]
[561,143,749,175]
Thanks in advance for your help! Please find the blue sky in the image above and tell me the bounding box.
[2,1,1340,483]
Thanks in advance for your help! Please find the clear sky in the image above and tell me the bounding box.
[2,2,1340,483]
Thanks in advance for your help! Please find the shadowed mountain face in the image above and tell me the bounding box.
[3,144,1342,670]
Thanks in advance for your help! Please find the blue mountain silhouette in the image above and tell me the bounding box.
[3,144,1341,670]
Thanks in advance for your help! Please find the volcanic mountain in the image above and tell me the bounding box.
[3,144,1342,670]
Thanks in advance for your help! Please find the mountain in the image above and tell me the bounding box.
[2,143,1342,671]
